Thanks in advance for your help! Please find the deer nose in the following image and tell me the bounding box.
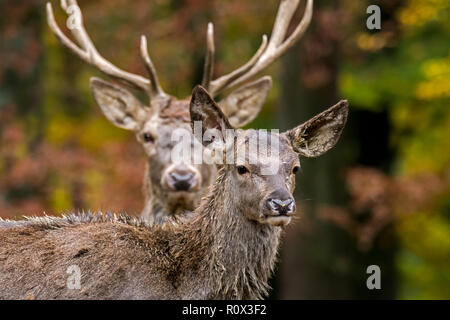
[267,198,295,215]
[168,170,197,191]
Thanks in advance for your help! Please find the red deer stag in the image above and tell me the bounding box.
[46,0,314,224]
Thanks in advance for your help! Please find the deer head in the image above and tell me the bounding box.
[46,0,314,223]
[190,86,348,227]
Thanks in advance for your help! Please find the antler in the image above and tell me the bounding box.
[203,0,313,96]
[46,0,166,99]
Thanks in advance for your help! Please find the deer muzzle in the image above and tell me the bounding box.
[267,198,295,215]
[164,166,200,192]
[264,188,296,218]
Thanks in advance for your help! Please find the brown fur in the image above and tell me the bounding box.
[90,76,272,225]
[0,87,348,300]
[0,169,279,300]
[90,78,273,225]
[138,97,217,224]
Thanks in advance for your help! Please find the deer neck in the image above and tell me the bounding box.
[141,163,187,224]
[184,167,282,299]
[141,164,158,224]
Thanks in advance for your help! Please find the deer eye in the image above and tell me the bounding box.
[142,132,155,143]
[292,166,300,174]
[237,165,249,175]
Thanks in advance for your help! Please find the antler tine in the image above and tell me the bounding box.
[209,34,268,95]
[46,3,87,62]
[209,0,313,96]
[276,0,313,55]
[267,0,300,50]
[46,0,157,96]
[140,35,166,98]
[60,0,97,55]
[201,22,215,90]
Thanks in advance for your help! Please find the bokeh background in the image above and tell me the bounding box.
[0,0,449,299]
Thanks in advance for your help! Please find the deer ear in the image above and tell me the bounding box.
[90,77,147,131]
[285,100,349,157]
[218,76,272,128]
[190,85,233,146]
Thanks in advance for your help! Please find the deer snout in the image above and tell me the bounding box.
[166,168,199,192]
[266,189,296,216]
[268,198,295,215]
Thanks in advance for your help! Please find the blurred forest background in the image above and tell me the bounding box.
[0,0,449,299]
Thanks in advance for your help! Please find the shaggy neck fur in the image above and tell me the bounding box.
[0,169,282,300]
[177,167,282,299]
